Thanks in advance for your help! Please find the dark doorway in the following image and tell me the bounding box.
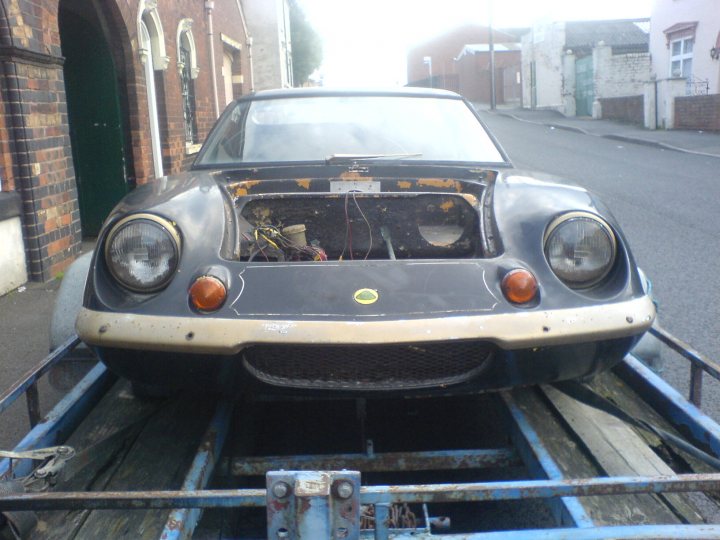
[59,3,131,236]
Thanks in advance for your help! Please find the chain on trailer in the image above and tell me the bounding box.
[3,328,720,538]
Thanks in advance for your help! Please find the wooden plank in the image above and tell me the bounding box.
[30,383,215,539]
[70,395,214,539]
[31,380,158,539]
[594,369,717,474]
[508,387,674,526]
[542,383,704,524]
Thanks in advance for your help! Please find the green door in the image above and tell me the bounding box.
[60,10,129,236]
[575,55,594,117]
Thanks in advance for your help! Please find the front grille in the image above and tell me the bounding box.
[242,342,494,391]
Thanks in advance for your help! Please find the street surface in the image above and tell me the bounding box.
[480,111,720,415]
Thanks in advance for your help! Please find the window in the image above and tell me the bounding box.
[663,21,697,80]
[138,1,169,178]
[670,37,693,78]
[177,20,199,148]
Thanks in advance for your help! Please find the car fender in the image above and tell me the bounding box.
[50,251,93,350]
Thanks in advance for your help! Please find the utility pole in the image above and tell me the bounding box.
[423,56,433,88]
[488,0,496,110]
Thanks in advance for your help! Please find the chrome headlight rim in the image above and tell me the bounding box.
[104,213,182,293]
[543,211,617,289]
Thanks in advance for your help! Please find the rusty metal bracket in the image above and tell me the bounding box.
[0,446,75,488]
[266,470,361,540]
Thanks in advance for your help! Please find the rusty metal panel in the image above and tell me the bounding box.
[232,448,518,476]
[266,471,361,540]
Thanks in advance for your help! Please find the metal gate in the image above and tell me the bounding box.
[575,55,594,117]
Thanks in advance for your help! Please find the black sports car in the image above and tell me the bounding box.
[76,88,655,396]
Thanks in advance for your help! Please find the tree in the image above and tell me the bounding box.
[289,0,323,86]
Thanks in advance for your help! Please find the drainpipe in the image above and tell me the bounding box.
[235,0,255,92]
[488,0,496,110]
[205,1,220,117]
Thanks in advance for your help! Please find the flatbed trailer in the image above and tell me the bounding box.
[2,327,720,539]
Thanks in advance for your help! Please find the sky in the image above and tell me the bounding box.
[297,0,653,86]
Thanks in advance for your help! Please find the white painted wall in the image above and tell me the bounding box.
[0,217,28,296]
[593,44,651,98]
[242,0,293,90]
[522,22,567,111]
[650,0,720,94]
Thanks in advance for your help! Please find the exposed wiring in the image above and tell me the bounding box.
[352,191,373,260]
[341,191,353,261]
[247,224,326,261]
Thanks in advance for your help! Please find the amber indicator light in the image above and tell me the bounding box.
[189,276,227,312]
[502,269,538,304]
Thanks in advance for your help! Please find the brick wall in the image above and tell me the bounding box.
[599,95,644,125]
[0,0,81,281]
[674,94,720,131]
[0,94,14,191]
[0,0,251,283]
[457,51,520,104]
[138,0,251,176]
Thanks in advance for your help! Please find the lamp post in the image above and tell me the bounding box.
[488,0,496,109]
[423,56,433,88]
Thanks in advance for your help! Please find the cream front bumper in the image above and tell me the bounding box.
[76,296,656,355]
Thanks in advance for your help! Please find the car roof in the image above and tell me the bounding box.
[243,86,464,101]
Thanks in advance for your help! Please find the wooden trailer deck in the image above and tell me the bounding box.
[2,331,720,538]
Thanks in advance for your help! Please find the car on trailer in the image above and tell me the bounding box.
[75,87,655,395]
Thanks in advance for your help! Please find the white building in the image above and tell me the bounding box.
[521,19,651,117]
[649,0,720,94]
[242,0,294,90]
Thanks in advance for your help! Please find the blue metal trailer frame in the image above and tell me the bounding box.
[2,327,720,539]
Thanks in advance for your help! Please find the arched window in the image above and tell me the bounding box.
[177,19,199,146]
[137,0,168,178]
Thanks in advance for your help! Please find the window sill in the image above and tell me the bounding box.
[185,143,202,155]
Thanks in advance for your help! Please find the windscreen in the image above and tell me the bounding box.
[196,95,505,165]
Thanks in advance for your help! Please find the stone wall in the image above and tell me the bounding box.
[593,45,650,99]
[0,192,27,295]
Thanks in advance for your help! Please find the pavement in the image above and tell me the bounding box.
[479,106,720,159]
[0,241,95,450]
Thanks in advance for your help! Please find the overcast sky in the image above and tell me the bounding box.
[297,0,653,86]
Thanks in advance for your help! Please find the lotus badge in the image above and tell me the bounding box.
[353,288,379,305]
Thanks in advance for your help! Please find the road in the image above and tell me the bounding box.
[479,111,720,413]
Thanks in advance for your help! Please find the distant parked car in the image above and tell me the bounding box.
[74,88,655,396]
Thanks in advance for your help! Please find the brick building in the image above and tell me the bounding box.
[407,24,521,95]
[0,0,265,293]
[455,43,521,105]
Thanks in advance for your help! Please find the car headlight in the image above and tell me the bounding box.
[544,212,616,289]
[105,214,181,292]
